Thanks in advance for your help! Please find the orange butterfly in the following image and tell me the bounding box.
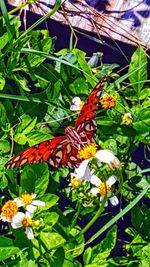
[6,78,106,169]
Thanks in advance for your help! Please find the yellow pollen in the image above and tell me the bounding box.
[77,143,98,159]
[71,177,81,188]
[98,183,111,196]
[19,193,32,206]
[100,94,116,109]
[22,217,33,227]
[1,200,18,219]
[79,101,85,110]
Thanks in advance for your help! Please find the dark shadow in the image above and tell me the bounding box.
[85,0,110,11]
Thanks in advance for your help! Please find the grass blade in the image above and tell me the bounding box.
[86,184,150,245]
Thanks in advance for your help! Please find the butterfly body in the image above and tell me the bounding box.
[6,78,106,169]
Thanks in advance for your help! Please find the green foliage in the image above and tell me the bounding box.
[0,3,150,266]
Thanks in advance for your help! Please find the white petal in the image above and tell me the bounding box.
[70,97,82,111]
[25,211,33,218]
[11,221,23,229]
[70,105,80,111]
[32,200,45,207]
[14,198,24,207]
[25,227,34,239]
[109,196,119,206]
[95,150,120,169]
[12,212,25,224]
[95,149,115,163]
[90,175,101,187]
[90,187,99,195]
[32,194,37,199]
[11,212,25,228]
[26,204,37,214]
[107,175,117,186]
[72,97,82,105]
[1,215,11,223]
[75,159,91,180]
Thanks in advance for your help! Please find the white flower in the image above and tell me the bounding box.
[90,174,119,206]
[94,149,120,169]
[74,149,120,180]
[11,211,34,240]
[0,199,23,223]
[70,97,84,111]
[71,160,92,182]
[14,193,45,214]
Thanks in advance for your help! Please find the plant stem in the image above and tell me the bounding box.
[71,200,82,229]
[81,196,107,234]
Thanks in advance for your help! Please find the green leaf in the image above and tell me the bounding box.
[0,140,10,153]
[128,46,147,94]
[14,132,27,145]
[21,163,49,196]
[97,117,116,126]
[0,102,6,126]
[14,74,31,92]
[42,212,59,231]
[90,226,117,264]
[38,193,59,211]
[0,32,9,49]
[83,247,92,265]
[72,48,96,86]
[40,232,65,250]
[69,77,88,94]
[139,88,150,100]
[26,130,52,146]
[0,236,19,261]
[133,108,150,133]
[34,63,61,85]
[51,247,65,267]
[15,114,37,136]
[34,164,49,196]
[0,73,5,90]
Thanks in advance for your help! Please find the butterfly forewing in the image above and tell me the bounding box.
[75,78,106,141]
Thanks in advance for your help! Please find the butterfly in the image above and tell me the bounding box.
[6,78,106,169]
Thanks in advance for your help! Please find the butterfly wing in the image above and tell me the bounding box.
[75,78,106,141]
[6,136,80,169]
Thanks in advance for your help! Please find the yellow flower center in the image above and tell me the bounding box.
[79,101,85,110]
[19,193,32,206]
[77,143,98,159]
[100,94,116,109]
[70,177,81,188]
[22,216,33,227]
[1,200,18,219]
[98,182,111,196]
[122,113,133,125]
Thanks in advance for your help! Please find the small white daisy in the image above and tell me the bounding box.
[0,199,23,223]
[11,211,34,240]
[14,193,45,214]
[70,97,84,111]
[90,174,119,206]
